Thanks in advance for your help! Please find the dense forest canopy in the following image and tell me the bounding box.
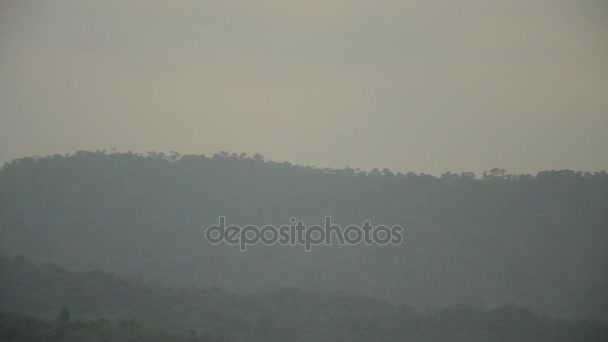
[0,151,607,323]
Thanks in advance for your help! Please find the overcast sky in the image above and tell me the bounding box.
[1,0,606,175]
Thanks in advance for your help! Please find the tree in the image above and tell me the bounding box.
[56,307,70,324]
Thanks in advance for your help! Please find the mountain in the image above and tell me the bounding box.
[2,255,607,342]
[0,151,607,320]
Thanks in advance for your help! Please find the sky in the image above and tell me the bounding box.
[1,0,607,175]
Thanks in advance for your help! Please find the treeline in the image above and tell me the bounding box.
[3,149,607,180]
[1,255,607,342]
[0,151,607,320]
[0,311,225,342]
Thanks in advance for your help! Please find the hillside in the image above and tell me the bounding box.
[0,151,607,320]
[2,255,607,342]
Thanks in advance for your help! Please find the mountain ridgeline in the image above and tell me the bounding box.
[0,151,607,322]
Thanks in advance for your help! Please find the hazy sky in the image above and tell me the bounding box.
[1,0,606,175]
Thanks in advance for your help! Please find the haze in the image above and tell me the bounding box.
[1,0,607,174]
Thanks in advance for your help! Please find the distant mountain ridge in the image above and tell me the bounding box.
[0,151,607,320]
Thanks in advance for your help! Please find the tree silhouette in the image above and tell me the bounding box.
[56,307,70,324]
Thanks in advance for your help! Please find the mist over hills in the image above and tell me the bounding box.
[2,255,607,342]
[1,151,607,321]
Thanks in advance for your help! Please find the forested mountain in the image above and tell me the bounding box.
[0,151,607,321]
[2,255,607,342]
[0,311,226,342]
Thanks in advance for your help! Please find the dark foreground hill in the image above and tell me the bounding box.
[1,255,607,342]
[0,151,607,320]
[0,311,226,342]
